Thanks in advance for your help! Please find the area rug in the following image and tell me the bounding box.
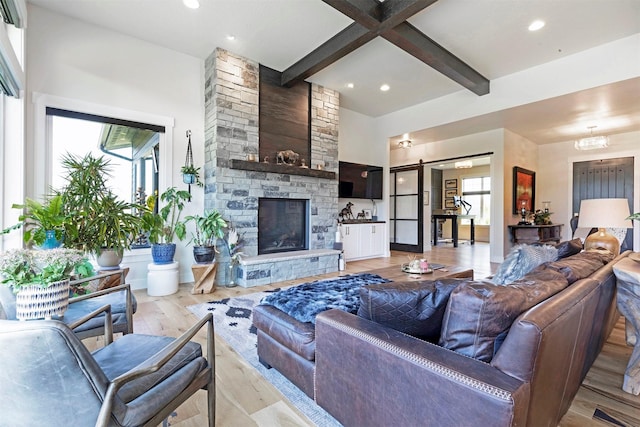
[186,273,391,427]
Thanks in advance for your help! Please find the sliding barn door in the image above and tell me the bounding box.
[389,165,423,252]
[573,157,634,250]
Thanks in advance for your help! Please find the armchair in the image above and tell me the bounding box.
[0,311,215,426]
[0,270,136,340]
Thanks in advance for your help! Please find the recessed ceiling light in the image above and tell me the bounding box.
[380,84,390,92]
[346,83,354,89]
[226,35,236,41]
[528,20,545,31]
[183,0,200,9]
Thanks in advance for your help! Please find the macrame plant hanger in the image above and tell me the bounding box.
[184,130,194,197]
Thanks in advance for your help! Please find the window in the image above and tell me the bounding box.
[461,176,491,225]
[47,109,161,208]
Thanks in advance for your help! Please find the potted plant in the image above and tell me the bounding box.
[54,152,142,268]
[533,209,552,225]
[141,187,191,264]
[1,195,66,249]
[181,165,203,187]
[0,248,90,320]
[92,194,143,269]
[185,210,227,264]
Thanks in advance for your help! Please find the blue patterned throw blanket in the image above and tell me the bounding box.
[260,273,391,324]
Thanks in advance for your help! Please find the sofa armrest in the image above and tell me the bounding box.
[315,309,530,427]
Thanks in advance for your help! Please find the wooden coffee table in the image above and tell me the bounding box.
[366,264,474,282]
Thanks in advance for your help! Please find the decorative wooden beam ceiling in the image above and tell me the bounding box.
[282,0,489,96]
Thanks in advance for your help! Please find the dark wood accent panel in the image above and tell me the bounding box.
[259,65,310,165]
[230,159,336,180]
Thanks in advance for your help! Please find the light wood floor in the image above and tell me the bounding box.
[85,243,640,426]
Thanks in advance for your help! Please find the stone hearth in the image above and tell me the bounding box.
[204,48,340,287]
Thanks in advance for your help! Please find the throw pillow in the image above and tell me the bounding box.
[357,278,466,341]
[439,269,568,362]
[555,238,583,259]
[492,244,558,285]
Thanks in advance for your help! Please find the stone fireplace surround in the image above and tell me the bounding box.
[204,48,340,287]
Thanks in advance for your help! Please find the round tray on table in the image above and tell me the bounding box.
[401,264,433,274]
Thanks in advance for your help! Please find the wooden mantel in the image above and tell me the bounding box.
[230,159,336,180]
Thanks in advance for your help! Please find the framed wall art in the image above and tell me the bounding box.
[512,166,536,215]
[445,189,457,198]
[445,179,457,189]
[445,198,455,209]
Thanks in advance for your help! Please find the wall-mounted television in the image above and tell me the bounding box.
[338,161,383,199]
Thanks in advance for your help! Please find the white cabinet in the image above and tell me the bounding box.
[341,222,386,261]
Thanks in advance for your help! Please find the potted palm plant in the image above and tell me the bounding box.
[184,210,227,264]
[141,187,191,264]
[54,152,142,269]
[1,195,66,249]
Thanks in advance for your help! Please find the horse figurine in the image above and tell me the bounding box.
[339,202,355,222]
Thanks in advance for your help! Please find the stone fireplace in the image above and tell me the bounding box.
[204,48,340,287]
[258,198,309,254]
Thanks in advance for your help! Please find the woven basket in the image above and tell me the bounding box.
[15,279,71,320]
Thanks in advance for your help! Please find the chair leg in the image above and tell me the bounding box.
[208,383,216,427]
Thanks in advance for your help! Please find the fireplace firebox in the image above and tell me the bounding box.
[258,198,309,254]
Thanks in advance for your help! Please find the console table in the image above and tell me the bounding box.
[508,224,563,245]
[432,214,475,248]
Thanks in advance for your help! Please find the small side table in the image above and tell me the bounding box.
[147,262,179,296]
[191,262,217,294]
[613,255,640,395]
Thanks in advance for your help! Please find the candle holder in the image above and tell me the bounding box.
[518,200,531,225]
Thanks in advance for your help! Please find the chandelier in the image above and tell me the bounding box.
[398,139,412,149]
[575,126,609,150]
[454,160,473,169]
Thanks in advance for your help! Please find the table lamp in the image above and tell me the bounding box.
[577,198,632,256]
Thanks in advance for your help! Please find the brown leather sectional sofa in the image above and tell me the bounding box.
[254,250,628,427]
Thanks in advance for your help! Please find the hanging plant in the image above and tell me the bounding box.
[182,130,203,187]
[181,164,203,187]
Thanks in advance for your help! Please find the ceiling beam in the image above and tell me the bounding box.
[281,22,374,87]
[382,22,489,95]
[283,0,489,96]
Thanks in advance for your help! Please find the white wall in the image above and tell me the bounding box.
[537,130,640,251]
[25,5,205,287]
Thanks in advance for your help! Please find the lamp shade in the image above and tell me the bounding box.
[577,198,632,229]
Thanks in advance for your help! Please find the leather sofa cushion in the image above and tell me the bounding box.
[439,268,568,362]
[492,244,558,285]
[544,249,613,284]
[253,304,316,361]
[555,238,583,259]
[357,278,467,341]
